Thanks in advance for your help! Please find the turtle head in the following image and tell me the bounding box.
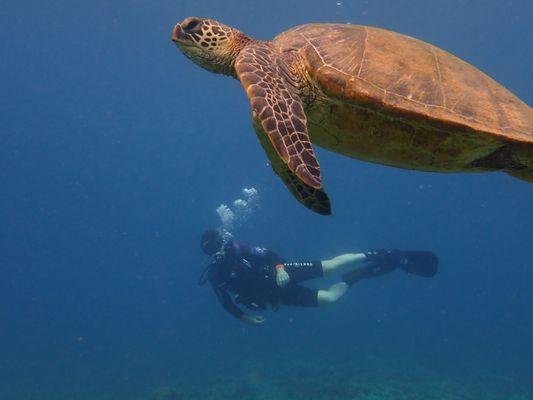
[172,17,251,76]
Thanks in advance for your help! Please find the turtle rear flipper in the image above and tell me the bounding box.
[506,143,533,182]
[471,143,533,183]
[253,118,331,215]
[507,169,533,183]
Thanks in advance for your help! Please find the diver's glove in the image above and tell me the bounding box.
[241,314,265,326]
[275,264,290,287]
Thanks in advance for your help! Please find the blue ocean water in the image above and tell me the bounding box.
[1,0,532,399]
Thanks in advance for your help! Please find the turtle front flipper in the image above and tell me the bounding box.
[252,118,331,215]
[235,42,322,190]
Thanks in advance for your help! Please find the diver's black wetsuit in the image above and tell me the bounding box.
[207,241,323,319]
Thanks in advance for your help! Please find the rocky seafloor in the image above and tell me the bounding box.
[3,357,530,400]
[146,360,531,400]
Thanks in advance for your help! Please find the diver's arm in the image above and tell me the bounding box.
[242,245,290,287]
[213,284,245,319]
[241,314,265,325]
[275,263,290,287]
[212,284,264,325]
[257,248,290,287]
[259,248,290,287]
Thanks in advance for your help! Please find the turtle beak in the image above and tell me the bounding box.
[171,23,189,44]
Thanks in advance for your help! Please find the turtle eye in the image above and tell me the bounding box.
[183,19,202,32]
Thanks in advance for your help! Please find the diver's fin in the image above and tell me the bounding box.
[397,251,438,277]
[364,249,439,278]
[342,250,438,287]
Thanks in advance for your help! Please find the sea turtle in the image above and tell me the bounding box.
[171,17,532,215]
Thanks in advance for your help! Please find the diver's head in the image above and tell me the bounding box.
[200,229,224,256]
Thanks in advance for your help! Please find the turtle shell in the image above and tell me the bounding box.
[273,24,532,143]
[270,24,532,179]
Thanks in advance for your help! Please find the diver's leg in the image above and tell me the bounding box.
[277,283,349,308]
[341,262,394,287]
[282,261,324,284]
[284,250,438,286]
[321,253,367,276]
[282,254,367,284]
[278,285,322,308]
[316,282,349,307]
[342,250,439,286]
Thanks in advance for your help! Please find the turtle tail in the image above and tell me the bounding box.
[506,169,533,183]
[505,142,533,183]
[472,142,533,183]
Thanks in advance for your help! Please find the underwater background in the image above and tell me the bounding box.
[1,0,532,399]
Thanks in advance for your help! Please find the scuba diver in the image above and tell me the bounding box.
[199,229,438,326]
